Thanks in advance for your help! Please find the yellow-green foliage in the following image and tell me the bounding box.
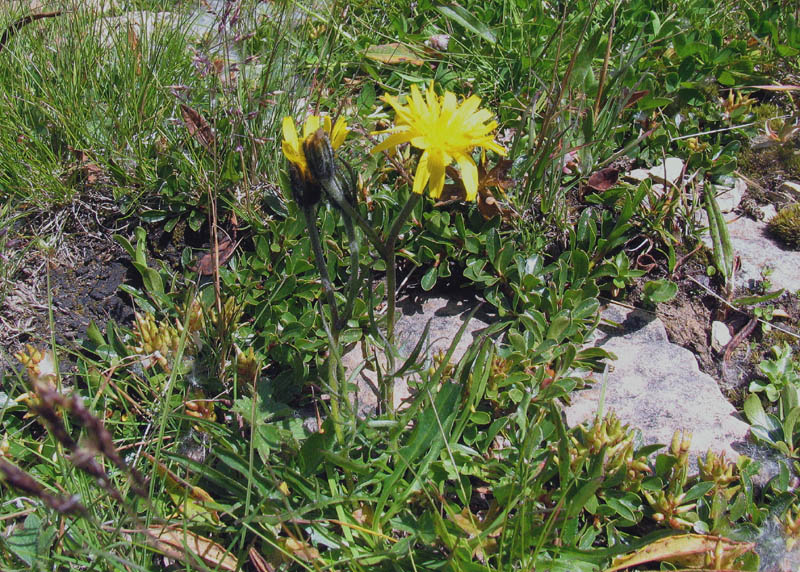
[768,203,800,249]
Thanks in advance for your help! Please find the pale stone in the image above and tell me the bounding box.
[725,216,800,291]
[759,204,778,222]
[711,321,732,353]
[714,177,746,213]
[779,181,800,199]
[625,168,651,182]
[649,157,685,185]
[565,304,752,467]
[341,294,493,416]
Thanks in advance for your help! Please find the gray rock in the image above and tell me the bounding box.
[779,181,800,199]
[564,304,752,467]
[624,168,651,183]
[341,294,493,416]
[711,320,732,353]
[714,177,746,213]
[724,216,800,291]
[759,204,778,222]
[649,157,685,185]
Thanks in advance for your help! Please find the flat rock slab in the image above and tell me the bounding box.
[564,304,752,467]
[342,293,493,416]
[702,215,800,291]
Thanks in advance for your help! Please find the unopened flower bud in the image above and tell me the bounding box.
[303,127,335,183]
[287,162,322,208]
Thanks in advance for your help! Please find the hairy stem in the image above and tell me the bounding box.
[302,204,340,332]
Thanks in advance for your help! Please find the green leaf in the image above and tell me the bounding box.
[421,266,438,291]
[743,394,772,429]
[5,514,55,566]
[717,70,736,86]
[642,279,678,304]
[546,315,572,342]
[436,5,497,44]
[733,289,784,307]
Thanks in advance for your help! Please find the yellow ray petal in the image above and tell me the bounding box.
[455,153,479,201]
[413,151,431,195]
[426,148,447,198]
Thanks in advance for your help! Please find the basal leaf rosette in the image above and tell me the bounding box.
[371,82,506,201]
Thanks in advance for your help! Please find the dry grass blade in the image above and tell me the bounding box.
[180,104,215,151]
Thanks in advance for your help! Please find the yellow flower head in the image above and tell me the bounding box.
[371,82,506,200]
[282,114,348,180]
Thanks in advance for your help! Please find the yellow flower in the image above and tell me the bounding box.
[371,82,506,200]
[281,114,348,180]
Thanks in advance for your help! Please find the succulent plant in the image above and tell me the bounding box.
[569,412,651,491]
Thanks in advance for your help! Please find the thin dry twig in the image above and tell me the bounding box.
[687,275,799,340]
[0,10,63,54]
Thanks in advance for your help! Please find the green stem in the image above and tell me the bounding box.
[322,176,362,330]
[326,327,345,444]
[384,193,421,341]
[302,204,340,329]
[379,193,421,414]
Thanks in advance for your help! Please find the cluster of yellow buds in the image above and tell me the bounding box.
[720,90,756,119]
[686,137,710,153]
[14,345,57,386]
[182,297,207,347]
[235,344,261,382]
[668,430,692,484]
[698,449,739,498]
[129,312,194,370]
[207,296,240,330]
[781,504,800,551]
[184,391,216,423]
[428,349,455,380]
[569,412,651,491]
[643,488,696,529]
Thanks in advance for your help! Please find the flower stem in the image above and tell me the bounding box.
[325,327,345,444]
[384,193,421,341]
[302,205,340,329]
[379,192,421,414]
[321,175,363,330]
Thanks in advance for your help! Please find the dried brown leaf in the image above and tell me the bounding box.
[192,239,236,275]
[280,537,320,562]
[249,547,275,572]
[623,89,650,109]
[180,104,215,150]
[605,534,755,572]
[0,11,62,54]
[146,525,238,571]
[586,166,620,191]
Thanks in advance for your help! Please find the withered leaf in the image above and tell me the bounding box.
[623,89,650,109]
[365,42,424,66]
[180,104,215,151]
[436,159,516,222]
[605,533,755,572]
[192,239,236,275]
[0,11,62,54]
[249,547,275,572]
[145,525,238,571]
[279,537,320,562]
[586,166,619,191]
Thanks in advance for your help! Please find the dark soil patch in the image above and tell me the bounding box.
[0,200,194,375]
[41,235,135,345]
